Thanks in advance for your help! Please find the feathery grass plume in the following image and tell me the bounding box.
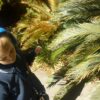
[20,21,57,50]
[47,21,100,85]
[47,0,59,11]
[53,54,100,100]
[29,0,59,12]
[0,0,3,9]
[68,33,100,66]
[47,22,100,61]
[50,0,100,30]
[48,29,88,62]
[28,3,51,18]
[66,54,100,82]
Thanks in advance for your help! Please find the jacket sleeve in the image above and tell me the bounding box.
[16,47,36,66]
[29,72,45,93]
[29,73,49,100]
[23,48,36,65]
[0,82,9,100]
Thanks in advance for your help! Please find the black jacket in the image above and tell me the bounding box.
[0,55,49,100]
[0,62,34,100]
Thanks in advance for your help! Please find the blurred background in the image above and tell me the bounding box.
[0,0,100,100]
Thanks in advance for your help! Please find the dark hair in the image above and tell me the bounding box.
[0,31,18,46]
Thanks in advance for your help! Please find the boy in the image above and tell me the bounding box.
[0,27,49,100]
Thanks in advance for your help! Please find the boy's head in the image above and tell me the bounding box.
[0,35,16,64]
[0,27,17,45]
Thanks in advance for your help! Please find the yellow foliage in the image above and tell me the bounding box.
[35,0,59,11]
[19,21,57,50]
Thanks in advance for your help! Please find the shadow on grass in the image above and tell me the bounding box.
[61,80,86,100]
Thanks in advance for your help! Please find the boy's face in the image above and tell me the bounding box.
[0,36,16,64]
